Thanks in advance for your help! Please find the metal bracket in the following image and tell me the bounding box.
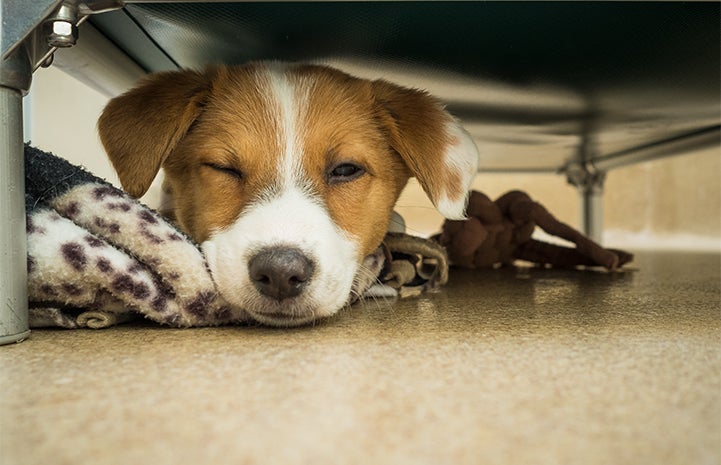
[2,0,124,71]
[565,160,607,195]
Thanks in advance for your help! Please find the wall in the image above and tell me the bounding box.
[25,66,118,186]
[604,147,720,249]
[25,66,721,251]
[397,147,721,250]
[25,66,166,207]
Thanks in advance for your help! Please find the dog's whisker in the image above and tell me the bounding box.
[350,263,396,314]
[393,204,441,211]
[388,221,431,238]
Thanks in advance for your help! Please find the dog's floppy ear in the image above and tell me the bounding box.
[98,69,213,197]
[372,80,479,220]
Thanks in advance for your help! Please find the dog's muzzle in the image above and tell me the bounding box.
[241,245,385,327]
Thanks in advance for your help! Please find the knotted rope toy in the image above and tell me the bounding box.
[436,190,633,270]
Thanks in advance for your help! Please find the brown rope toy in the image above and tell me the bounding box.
[435,190,633,271]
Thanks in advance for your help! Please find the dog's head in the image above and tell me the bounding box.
[98,62,478,326]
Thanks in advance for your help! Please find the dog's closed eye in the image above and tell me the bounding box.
[327,162,365,184]
[204,163,243,180]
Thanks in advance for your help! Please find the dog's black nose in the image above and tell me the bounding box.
[248,248,314,300]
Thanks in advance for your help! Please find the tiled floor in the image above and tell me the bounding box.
[1,251,719,465]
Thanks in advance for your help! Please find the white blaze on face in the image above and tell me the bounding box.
[201,64,360,326]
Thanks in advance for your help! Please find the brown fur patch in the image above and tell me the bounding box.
[98,69,213,197]
[371,80,464,208]
[162,64,283,242]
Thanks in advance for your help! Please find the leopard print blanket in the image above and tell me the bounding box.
[25,146,448,329]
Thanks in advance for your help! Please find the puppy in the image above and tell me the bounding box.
[98,62,479,326]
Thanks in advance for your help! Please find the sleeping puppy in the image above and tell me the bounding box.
[98,62,479,326]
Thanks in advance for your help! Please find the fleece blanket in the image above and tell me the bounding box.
[25,145,448,329]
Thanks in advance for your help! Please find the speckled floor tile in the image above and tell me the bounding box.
[1,251,719,465]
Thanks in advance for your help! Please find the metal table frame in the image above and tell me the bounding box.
[2,0,719,344]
